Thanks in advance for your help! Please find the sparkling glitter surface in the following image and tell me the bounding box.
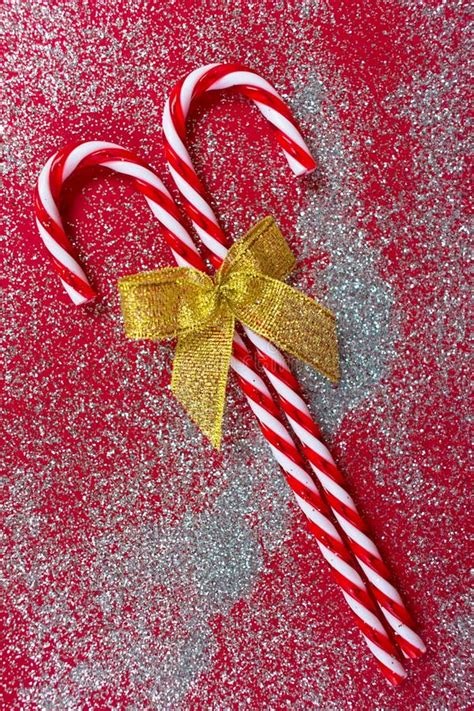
[2,1,472,708]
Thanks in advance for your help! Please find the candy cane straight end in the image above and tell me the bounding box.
[386,668,407,687]
[296,162,317,177]
[406,638,427,659]
[285,148,317,177]
[64,286,96,306]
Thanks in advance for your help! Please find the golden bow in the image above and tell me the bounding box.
[118,216,340,448]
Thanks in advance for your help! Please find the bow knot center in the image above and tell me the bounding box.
[176,271,234,331]
[218,271,265,312]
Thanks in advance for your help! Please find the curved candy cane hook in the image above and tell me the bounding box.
[35,140,205,304]
[163,63,316,267]
[34,140,406,685]
[162,63,426,662]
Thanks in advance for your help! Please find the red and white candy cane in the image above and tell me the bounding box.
[35,140,406,684]
[162,63,426,660]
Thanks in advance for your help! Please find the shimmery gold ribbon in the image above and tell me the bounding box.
[118,216,340,448]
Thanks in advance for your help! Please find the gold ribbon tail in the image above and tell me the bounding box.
[171,315,235,449]
[226,272,340,382]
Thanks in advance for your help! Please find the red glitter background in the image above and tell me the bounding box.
[2,1,471,708]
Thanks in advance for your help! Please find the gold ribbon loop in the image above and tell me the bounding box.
[118,216,340,449]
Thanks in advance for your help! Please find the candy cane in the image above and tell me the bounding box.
[35,140,406,684]
[162,63,426,660]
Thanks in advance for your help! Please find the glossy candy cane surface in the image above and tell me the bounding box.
[35,140,407,684]
[162,63,425,660]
